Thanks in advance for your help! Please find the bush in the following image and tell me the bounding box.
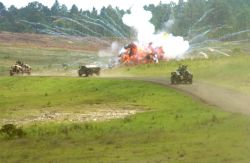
[0,124,25,138]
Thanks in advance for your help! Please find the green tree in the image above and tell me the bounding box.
[0,2,6,16]
[60,4,68,16]
[51,0,60,16]
[70,4,78,17]
[145,3,172,32]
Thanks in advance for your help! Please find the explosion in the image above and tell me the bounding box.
[119,41,164,64]
[118,5,190,65]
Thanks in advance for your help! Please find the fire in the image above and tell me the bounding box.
[119,41,167,65]
[121,5,190,63]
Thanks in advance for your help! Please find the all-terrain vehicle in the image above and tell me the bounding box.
[10,61,31,76]
[78,65,101,77]
[171,65,193,84]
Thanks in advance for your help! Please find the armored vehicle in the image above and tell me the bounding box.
[171,65,193,84]
[78,65,101,77]
[10,61,31,76]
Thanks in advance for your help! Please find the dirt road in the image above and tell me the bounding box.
[127,77,250,115]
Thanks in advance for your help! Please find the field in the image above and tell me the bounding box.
[1,77,250,162]
[1,33,250,162]
[107,53,250,95]
[0,32,122,76]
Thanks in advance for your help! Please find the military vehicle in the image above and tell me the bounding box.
[10,61,31,76]
[78,65,101,77]
[171,65,193,84]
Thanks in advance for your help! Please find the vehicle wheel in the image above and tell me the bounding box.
[10,71,14,76]
[171,77,175,84]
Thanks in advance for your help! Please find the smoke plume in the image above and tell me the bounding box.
[122,5,189,59]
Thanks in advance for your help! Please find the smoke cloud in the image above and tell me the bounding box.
[98,41,120,57]
[122,5,189,59]
[122,5,155,44]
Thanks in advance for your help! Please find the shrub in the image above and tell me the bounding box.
[0,124,25,138]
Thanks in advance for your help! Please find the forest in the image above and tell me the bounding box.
[0,0,249,40]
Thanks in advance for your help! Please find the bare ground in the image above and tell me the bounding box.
[133,77,250,115]
[1,109,139,125]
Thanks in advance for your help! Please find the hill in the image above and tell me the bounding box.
[0,32,127,76]
[0,31,113,51]
[0,0,249,40]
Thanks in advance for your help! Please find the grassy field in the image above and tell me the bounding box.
[105,41,250,94]
[0,44,100,76]
[0,32,119,76]
[1,33,250,162]
[0,77,250,162]
[106,53,250,94]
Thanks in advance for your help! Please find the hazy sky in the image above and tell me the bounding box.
[1,0,180,10]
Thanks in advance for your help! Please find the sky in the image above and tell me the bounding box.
[1,0,180,11]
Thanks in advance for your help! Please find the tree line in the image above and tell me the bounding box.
[0,0,249,40]
[0,0,132,38]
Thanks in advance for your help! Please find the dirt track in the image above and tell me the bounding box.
[127,77,250,115]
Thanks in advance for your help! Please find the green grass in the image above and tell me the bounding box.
[1,39,250,162]
[105,41,250,94]
[0,45,99,75]
[106,54,250,94]
[1,77,250,162]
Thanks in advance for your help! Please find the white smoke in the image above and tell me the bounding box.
[98,41,120,57]
[97,41,122,68]
[122,5,155,44]
[152,33,190,59]
[122,5,190,59]
[164,19,175,31]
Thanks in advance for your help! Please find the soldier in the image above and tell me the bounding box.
[147,42,157,63]
[16,60,23,66]
[155,46,165,60]
[177,65,187,75]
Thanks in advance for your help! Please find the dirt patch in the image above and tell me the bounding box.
[31,70,78,77]
[171,81,250,115]
[1,110,139,125]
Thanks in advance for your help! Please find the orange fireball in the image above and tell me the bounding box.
[119,42,167,65]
